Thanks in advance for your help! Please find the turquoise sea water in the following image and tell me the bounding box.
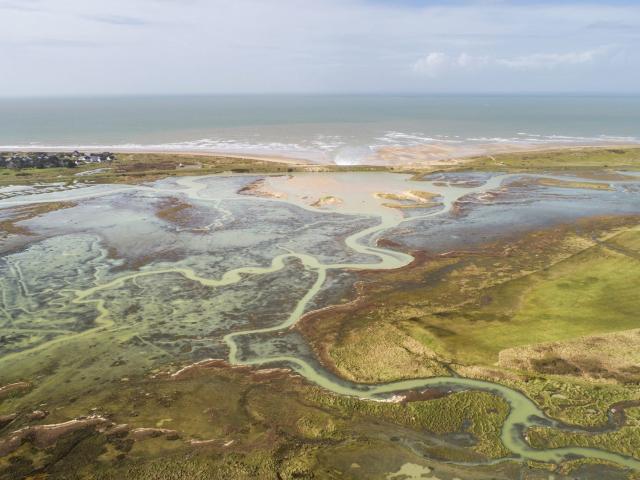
[1,95,639,163]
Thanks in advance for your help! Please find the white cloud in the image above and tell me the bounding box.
[412,52,447,77]
[412,52,490,76]
[413,47,612,78]
[454,52,490,68]
[0,0,638,95]
[497,47,609,69]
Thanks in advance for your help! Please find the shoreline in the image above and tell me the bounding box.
[3,142,640,167]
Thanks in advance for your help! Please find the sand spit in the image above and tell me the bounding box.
[374,191,442,210]
[310,195,343,208]
[238,178,288,199]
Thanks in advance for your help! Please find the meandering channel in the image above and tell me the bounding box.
[195,173,640,470]
[2,172,639,470]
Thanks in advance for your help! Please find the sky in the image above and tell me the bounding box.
[1,0,639,96]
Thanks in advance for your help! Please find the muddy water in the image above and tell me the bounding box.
[2,171,640,470]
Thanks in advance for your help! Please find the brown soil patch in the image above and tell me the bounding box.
[155,196,198,229]
[0,382,31,400]
[0,415,109,456]
[0,203,75,237]
[168,358,294,384]
[238,178,287,199]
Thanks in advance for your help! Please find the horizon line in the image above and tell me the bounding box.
[2,91,640,100]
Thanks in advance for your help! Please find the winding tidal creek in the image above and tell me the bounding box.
[2,171,640,472]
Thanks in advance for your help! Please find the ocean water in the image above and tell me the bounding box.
[1,95,639,164]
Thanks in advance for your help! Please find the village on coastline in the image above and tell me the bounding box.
[0,151,115,169]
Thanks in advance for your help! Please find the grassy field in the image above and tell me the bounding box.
[299,215,640,432]
[528,419,640,461]
[0,153,297,186]
[1,146,640,188]
[296,213,640,464]
[428,227,640,365]
[301,217,640,378]
[0,152,388,187]
[454,146,640,173]
[307,389,511,459]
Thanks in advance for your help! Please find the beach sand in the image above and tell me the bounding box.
[368,142,640,167]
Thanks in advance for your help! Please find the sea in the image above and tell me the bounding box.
[1,94,639,164]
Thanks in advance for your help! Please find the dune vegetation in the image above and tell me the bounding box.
[299,215,640,428]
[456,146,640,173]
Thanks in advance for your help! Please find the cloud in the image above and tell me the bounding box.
[497,47,609,69]
[454,52,490,68]
[412,51,491,76]
[587,20,639,32]
[412,52,447,77]
[1,0,639,95]
[0,0,41,11]
[413,47,612,77]
[18,38,102,48]
[82,14,148,26]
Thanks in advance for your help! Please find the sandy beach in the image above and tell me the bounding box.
[368,142,640,167]
[5,141,640,169]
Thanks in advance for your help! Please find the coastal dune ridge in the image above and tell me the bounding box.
[3,139,640,168]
